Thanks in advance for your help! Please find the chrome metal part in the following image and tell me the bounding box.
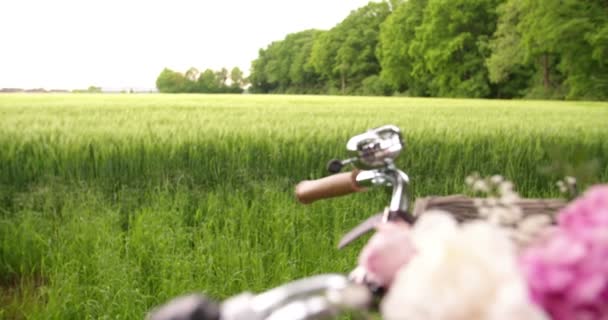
[221,292,258,320]
[220,274,371,320]
[387,169,410,214]
[265,284,372,320]
[354,170,388,188]
[265,297,332,320]
[346,125,403,170]
[354,168,410,215]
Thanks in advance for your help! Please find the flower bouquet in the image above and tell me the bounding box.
[359,176,608,320]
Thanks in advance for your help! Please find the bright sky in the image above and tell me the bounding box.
[0,0,373,90]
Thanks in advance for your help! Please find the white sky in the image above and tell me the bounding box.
[0,0,373,90]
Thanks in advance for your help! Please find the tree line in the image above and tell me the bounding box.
[249,0,608,100]
[156,67,246,93]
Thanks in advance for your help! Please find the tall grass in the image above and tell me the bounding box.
[0,94,607,318]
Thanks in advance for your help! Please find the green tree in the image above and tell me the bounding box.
[486,0,608,100]
[230,67,244,86]
[310,1,391,94]
[215,68,229,87]
[287,30,325,93]
[262,39,292,91]
[409,0,504,98]
[360,75,392,96]
[516,0,568,98]
[309,31,341,91]
[228,67,245,93]
[518,0,608,100]
[184,67,199,82]
[87,86,102,93]
[156,68,189,93]
[485,0,536,98]
[197,69,220,93]
[156,67,247,93]
[249,48,274,93]
[377,0,428,95]
[249,29,324,93]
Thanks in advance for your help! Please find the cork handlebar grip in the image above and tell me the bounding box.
[295,170,364,204]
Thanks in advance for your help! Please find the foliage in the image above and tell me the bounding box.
[229,67,247,90]
[485,0,536,98]
[377,0,429,95]
[197,69,221,93]
[249,30,325,94]
[309,1,391,94]
[156,68,189,93]
[72,86,103,94]
[247,0,608,100]
[156,67,245,94]
[488,0,608,100]
[539,0,608,100]
[360,75,393,96]
[249,2,393,96]
[409,0,503,98]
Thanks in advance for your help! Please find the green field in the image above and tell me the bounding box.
[1,94,607,319]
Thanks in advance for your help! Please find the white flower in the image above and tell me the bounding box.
[491,175,504,185]
[491,206,523,226]
[466,173,480,186]
[466,176,476,186]
[513,215,553,248]
[473,198,484,208]
[473,180,490,193]
[565,176,576,186]
[499,192,520,206]
[487,211,503,225]
[498,181,515,195]
[478,207,491,218]
[556,180,568,193]
[517,215,551,234]
[381,212,547,320]
[507,206,524,223]
[485,197,498,207]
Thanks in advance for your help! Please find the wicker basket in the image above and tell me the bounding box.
[412,195,567,221]
[412,195,568,247]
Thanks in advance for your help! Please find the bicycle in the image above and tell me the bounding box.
[147,125,420,320]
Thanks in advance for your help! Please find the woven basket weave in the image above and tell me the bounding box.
[412,195,568,248]
[412,195,567,221]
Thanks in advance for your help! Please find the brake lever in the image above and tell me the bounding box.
[338,209,413,249]
[338,213,383,249]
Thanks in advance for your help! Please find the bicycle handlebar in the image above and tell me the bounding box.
[147,294,220,320]
[294,171,365,204]
[147,274,372,320]
[149,125,408,320]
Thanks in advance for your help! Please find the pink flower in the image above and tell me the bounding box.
[358,221,416,287]
[520,185,608,320]
[558,185,608,240]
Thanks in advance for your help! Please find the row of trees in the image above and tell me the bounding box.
[156,67,246,93]
[249,0,608,100]
[249,1,392,95]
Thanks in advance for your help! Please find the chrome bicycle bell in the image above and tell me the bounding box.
[327,125,404,173]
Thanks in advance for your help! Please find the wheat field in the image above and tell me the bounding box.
[1,94,607,319]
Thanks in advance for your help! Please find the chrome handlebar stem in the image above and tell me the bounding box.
[355,164,411,216]
[221,274,371,320]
